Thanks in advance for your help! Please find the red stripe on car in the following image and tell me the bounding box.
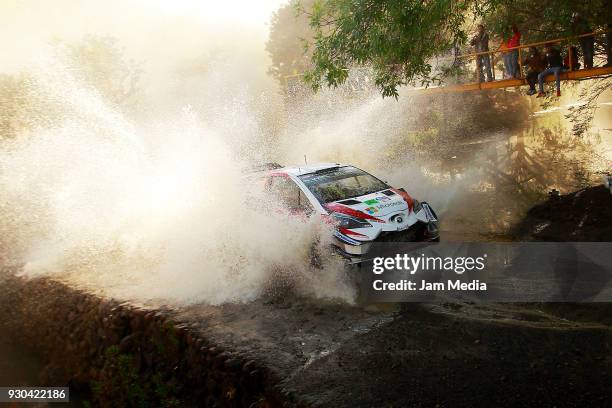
[324,202,385,223]
[338,227,368,237]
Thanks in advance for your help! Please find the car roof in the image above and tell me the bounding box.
[276,163,349,176]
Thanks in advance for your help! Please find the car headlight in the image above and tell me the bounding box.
[331,213,373,229]
[412,199,423,213]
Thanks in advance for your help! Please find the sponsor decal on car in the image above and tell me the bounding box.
[365,206,379,214]
[375,196,391,202]
[364,199,379,205]
[376,201,404,210]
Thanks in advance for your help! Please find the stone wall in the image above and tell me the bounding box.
[0,272,299,407]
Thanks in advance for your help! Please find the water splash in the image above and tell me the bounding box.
[0,52,354,305]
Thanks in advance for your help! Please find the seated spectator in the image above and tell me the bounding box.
[523,47,546,95]
[537,44,565,97]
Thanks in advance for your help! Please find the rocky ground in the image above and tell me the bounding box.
[513,185,612,241]
[176,297,611,408]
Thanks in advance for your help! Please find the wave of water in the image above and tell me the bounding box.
[0,53,354,305]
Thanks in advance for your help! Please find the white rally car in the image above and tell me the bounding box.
[255,163,439,262]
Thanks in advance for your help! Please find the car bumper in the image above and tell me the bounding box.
[333,219,440,263]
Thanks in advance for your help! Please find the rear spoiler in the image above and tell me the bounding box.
[312,165,343,174]
[243,162,283,173]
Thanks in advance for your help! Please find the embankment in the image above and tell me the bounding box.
[0,270,296,407]
[514,184,612,241]
[2,267,611,407]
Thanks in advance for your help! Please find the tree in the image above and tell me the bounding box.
[482,0,611,42]
[266,0,315,84]
[301,0,477,97]
[62,35,142,108]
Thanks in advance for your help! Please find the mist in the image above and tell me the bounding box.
[0,0,361,306]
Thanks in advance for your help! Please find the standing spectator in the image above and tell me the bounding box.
[606,23,611,67]
[563,46,581,70]
[571,12,594,69]
[523,47,546,95]
[503,25,521,78]
[470,24,493,82]
[537,44,564,97]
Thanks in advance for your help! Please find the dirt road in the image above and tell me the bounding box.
[172,296,611,407]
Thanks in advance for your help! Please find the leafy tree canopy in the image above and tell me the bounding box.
[266,0,315,82]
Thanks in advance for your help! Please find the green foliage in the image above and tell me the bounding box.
[93,345,182,407]
[483,0,611,42]
[301,0,474,97]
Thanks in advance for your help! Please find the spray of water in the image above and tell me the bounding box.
[0,52,354,305]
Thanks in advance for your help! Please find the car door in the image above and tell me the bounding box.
[268,175,314,217]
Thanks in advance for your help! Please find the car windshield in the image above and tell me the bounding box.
[298,166,389,204]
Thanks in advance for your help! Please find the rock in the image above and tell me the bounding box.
[242,360,257,373]
[214,352,228,368]
[224,358,242,370]
[119,333,137,353]
[130,313,144,332]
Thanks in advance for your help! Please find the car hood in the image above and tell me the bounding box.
[325,189,409,219]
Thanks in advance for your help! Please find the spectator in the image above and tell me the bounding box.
[571,12,594,69]
[537,44,564,97]
[606,23,611,67]
[563,46,581,71]
[523,47,546,95]
[470,24,493,82]
[503,25,521,78]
